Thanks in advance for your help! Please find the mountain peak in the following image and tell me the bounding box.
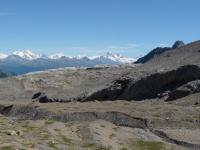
[172,41,185,49]
[12,50,40,60]
[0,53,8,60]
[135,40,185,64]
[49,53,65,59]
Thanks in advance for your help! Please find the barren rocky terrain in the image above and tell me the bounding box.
[0,40,200,149]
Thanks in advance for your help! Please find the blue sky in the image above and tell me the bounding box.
[0,0,200,58]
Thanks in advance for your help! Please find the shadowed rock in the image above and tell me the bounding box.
[32,92,44,99]
[166,80,200,101]
[85,65,200,101]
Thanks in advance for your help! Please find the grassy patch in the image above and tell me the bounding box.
[135,140,163,150]
[45,120,54,125]
[96,145,111,150]
[82,143,96,148]
[39,132,51,140]
[63,80,72,87]
[0,146,14,150]
[48,141,58,149]
[94,132,100,135]
[112,127,119,131]
[60,135,72,145]
[100,125,105,128]
[54,128,60,132]
[109,133,116,139]
[120,148,128,150]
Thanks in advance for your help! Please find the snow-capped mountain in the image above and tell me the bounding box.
[91,52,136,63]
[49,53,65,59]
[0,53,8,60]
[0,50,136,75]
[12,50,40,60]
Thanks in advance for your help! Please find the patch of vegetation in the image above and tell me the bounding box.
[54,128,60,132]
[94,132,100,135]
[48,141,58,149]
[63,80,72,86]
[95,145,111,150]
[39,132,51,140]
[20,121,37,131]
[112,127,119,131]
[60,135,72,145]
[82,143,96,148]
[109,133,116,139]
[22,142,35,148]
[45,120,54,125]
[100,125,105,128]
[0,146,14,150]
[120,148,128,150]
[135,140,163,150]
[65,122,74,127]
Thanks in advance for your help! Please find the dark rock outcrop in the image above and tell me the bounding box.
[151,129,200,149]
[135,40,185,64]
[85,65,200,101]
[32,92,44,99]
[85,78,131,101]
[32,92,51,103]
[120,65,200,100]
[135,47,171,64]
[32,92,71,103]
[172,40,185,49]
[166,80,200,101]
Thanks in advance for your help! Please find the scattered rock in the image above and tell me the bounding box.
[6,130,23,136]
[39,95,51,103]
[32,92,71,103]
[32,92,44,99]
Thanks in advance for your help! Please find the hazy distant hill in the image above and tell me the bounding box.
[0,70,14,78]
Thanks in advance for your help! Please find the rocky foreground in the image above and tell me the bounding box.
[0,99,199,150]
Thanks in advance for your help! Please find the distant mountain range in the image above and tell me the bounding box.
[0,50,136,75]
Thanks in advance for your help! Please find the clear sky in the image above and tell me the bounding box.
[0,0,200,58]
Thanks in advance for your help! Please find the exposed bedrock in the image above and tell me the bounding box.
[151,129,200,149]
[166,80,200,101]
[86,65,200,101]
[0,104,147,129]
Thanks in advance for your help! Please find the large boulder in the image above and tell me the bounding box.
[32,92,44,99]
[32,92,52,103]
